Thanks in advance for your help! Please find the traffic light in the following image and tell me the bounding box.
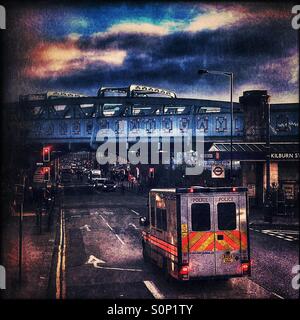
[149,167,155,178]
[43,147,50,162]
[43,167,50,182]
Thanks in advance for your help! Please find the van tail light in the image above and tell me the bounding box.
[179,265,189,280]
[188,187,194,193]
[241,262,250,275]
[182,253,189,265]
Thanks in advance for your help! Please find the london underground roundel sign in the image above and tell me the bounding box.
[212,165,225,178]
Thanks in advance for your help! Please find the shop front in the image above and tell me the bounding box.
[208,142,299,215]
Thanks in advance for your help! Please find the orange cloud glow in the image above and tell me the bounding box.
[25,42,127,78]
[186,5,291,32]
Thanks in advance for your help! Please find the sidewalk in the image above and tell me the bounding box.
[1,209,58,299]
[249,207,299,229]
[125,184,299,229]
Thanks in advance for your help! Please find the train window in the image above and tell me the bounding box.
[217,203,236,230]
[103,104,122,117]
[156,208,167,231]
[191,203,211,231]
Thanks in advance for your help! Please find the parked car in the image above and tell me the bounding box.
[102,180,117,192]
[88,169,102,184]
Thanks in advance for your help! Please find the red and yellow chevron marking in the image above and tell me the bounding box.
[142,229,247,256]
[182,230,247,252]
[143,232,178,256]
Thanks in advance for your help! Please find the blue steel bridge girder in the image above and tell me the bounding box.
[11,96,298,146]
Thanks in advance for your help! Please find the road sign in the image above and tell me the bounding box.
[212,164,225,178]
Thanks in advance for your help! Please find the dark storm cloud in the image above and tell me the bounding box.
[4,2,298,102]
[37,15,296,99]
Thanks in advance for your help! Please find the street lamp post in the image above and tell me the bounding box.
[198,69,234,185]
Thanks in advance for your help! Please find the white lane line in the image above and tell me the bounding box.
[102,218,125,245]
[144,280,164,299]
[131,209,140,216]
[100,214,106,222]
[255,229,298,241]
[272,292,284,299]
[278,230,299,234]
[129,223,138,230]
[106,222,113,231]
[115,234,125,245]
[96,265,142,272]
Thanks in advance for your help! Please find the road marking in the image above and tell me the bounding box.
[96,266,142,272]
[251,228,298,242]
[106,222,113,231]
[144,280,164,299]
[86,255,106,266]
[100,215,125,245]
[272,292,284,299]
[55,210,63,299]
[129,223,138,229]
[80,224,91,232]
[56,209,66,299]
[284,235,296,239]
[102,209,114,215]
[276,230,298,234]
[115,234,125,245]
[86,255,141,272]
[131,209,140,216]
[61,212,66,299]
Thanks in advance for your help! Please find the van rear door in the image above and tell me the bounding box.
[214,194,244,276]
[186,196,215,277]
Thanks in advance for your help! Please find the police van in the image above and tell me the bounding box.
[140,186,251,281]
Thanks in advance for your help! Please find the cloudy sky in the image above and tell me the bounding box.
[4,1,299,103]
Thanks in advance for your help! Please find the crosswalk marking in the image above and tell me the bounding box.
[250,228,299,242]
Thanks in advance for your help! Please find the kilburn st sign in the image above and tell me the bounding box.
[271,152,300,160]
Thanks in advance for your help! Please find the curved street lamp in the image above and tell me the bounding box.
[198,69,234,185]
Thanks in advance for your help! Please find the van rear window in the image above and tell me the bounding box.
[156,208,167,231]
[191,203,211,231]
[217,202,236,230]
[150,206,155,227]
